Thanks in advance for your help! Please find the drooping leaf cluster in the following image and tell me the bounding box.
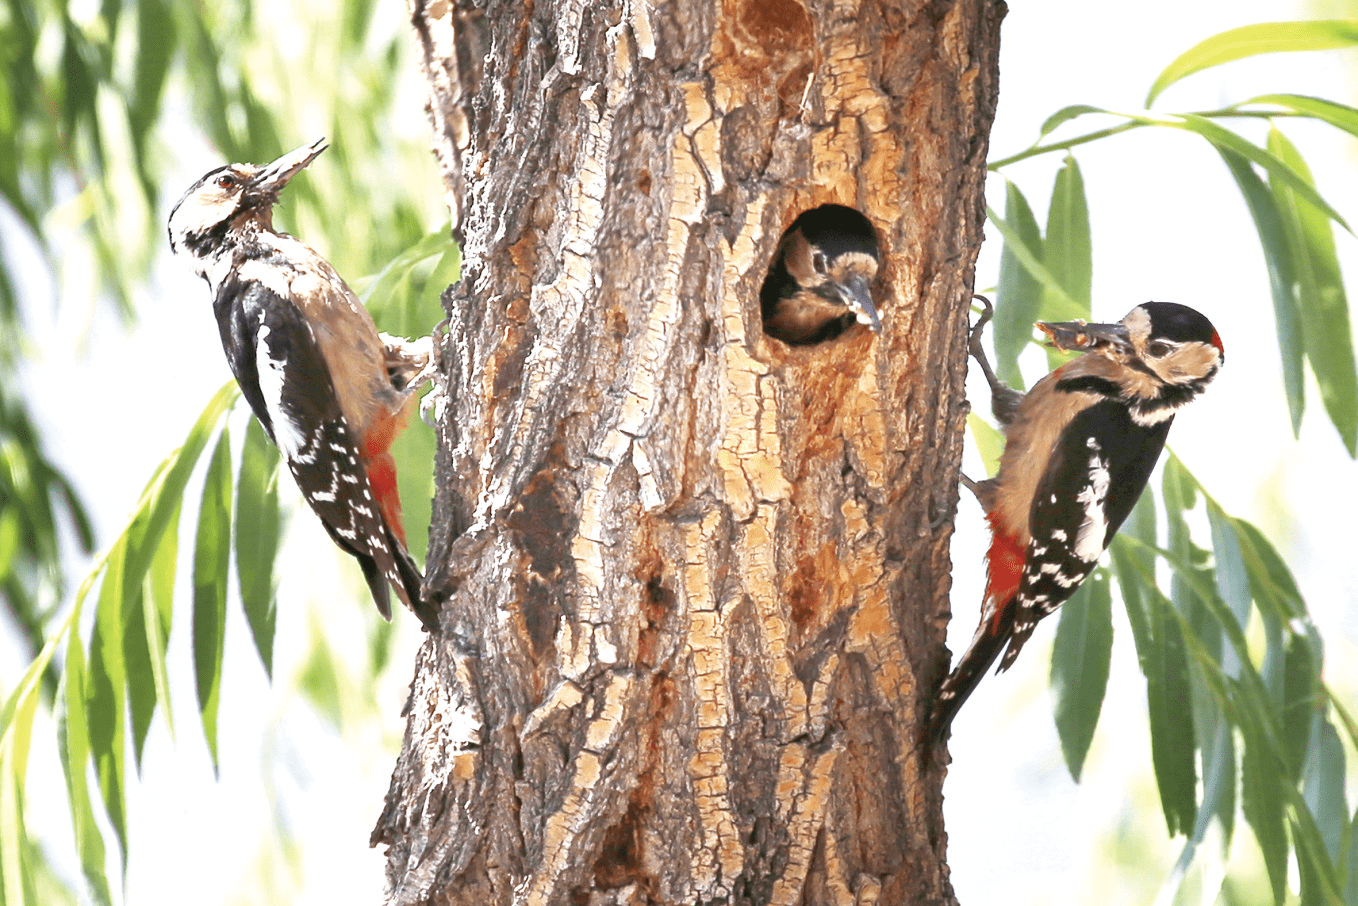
[0,230,454,901]
[0,0,454,900]
[983,22,1358,905]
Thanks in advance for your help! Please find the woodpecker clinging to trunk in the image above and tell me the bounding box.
[760,204,883,345]
[168,138,440,631]
[930,297,1224,744]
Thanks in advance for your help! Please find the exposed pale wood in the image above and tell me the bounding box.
[375,0,1005,902]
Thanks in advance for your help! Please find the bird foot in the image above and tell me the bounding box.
[967,295,1022,427]
[959,471,998,512]
[381,333,435,393]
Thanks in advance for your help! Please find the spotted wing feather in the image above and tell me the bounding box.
[1002,399,1171,666]
[214,276,426,624]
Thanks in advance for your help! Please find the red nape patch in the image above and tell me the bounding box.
[984,511,1024,630]
[366,452,406,545]
[1210,329,1225,360]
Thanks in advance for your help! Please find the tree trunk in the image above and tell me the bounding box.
[373,0,1004,903]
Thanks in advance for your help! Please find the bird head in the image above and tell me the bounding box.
[1040,301,1224,390]
[168,138,328,266]
[761,204,883,345]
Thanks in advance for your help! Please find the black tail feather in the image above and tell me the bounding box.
[358,553,393,621]
[390,535,439,632]
[926,604,1016,749]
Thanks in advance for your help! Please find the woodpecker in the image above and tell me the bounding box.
[760,204,883,345]
[168,138,439,631]
[930,297,1224,743]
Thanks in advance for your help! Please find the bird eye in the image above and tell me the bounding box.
[215,173,237,190]
[1148,341,1173,358]
[812,252,829,275]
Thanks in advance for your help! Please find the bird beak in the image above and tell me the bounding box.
[250,137,329,196]
[1037,318,1129,354]
[840,274,882,334]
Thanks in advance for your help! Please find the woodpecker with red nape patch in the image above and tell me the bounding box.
[930,297,1224,744]
[761,204,883,345]
[169,138,439,631]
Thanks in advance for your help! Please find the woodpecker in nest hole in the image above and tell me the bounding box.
[760,204,883,345]
[930,297,1223,744]
[169,138,439,631]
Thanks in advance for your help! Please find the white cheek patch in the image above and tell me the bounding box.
[171,194,234,242]
[255,322,309,461]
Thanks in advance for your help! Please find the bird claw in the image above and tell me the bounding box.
[387,320,451,428]
[959,472,998,512]
[966,295,1022,428]
[968,294,995,359]
[381,333,434,392]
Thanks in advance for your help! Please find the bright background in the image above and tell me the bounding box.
[949,1,1358,904]
[3,0,1356,903]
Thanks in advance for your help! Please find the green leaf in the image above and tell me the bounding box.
[1,748,28,906]
[1196,716,1237,847]
[1037,104,1107,139]
[1147,20,1358,106]
[193,428,233,770]
[1112,541,1152,655]
[1266,126,1358,455]
[1043,155,1092,321]
[1160,113,1346,233]
[1290,799,1343,906]
[1281,629,1322,781]
[143,508,178,739]
[994,179,1044,388]
[1344,805,1358,905]
[120,560,155,768]
[87,542,129,862]
[965,412,1005,478]
[1304,718,1347,862]
[1050,568,1112,781]
[1234,521,1306,623]
[59,637,113,906]
[1111,546,1197,835]
[1216,148,1305,434]
[389,403,435,567]
[129,0,175,151]
[1147,586,1198,837]
[236,417,281,677]
[985,205,1085,320]
[1241,711,1289,904]
[1163,462,1232,700]
[1246,93,1358,140]
[425,243,463,302]
[1205,502,1251,631]
[359,224,456,313]
[122,381,239,588]
[0,510,19,584]
[1,641,43,906]
[1326,690,1358,752]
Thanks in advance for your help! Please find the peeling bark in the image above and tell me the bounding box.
[377,0,1004,903]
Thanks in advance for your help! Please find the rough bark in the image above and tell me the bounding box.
[374,0,1004,903]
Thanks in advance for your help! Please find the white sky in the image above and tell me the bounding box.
[7,0,1358,903]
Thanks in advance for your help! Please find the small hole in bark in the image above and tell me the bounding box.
[759,204,883,346]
